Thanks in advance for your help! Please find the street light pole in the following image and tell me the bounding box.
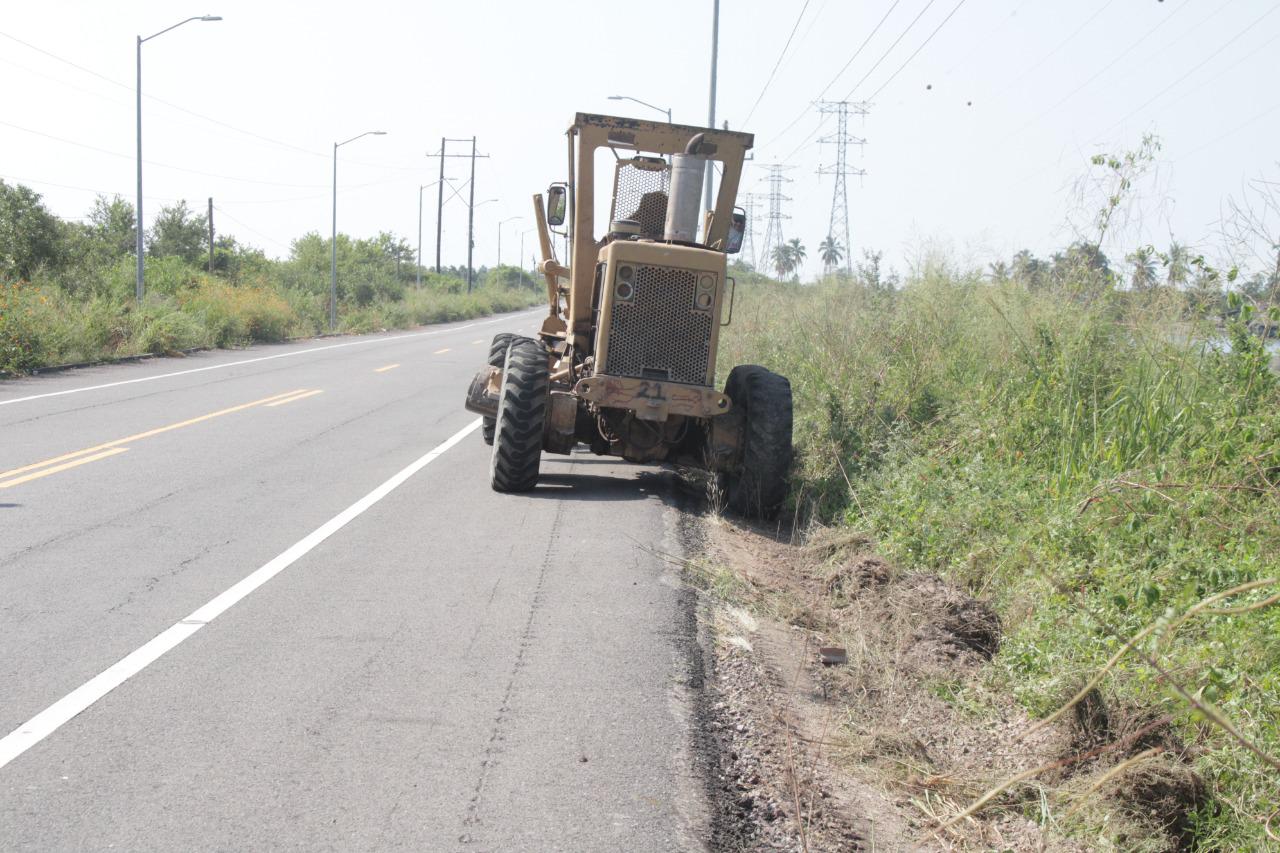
[497,216,521,270]
[417,183,427,287]
[136,14,221,302]
[607,94,672,124]
[330,130,387,331]
[705,0,719,219]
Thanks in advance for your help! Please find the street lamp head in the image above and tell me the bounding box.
[608,95,623,100]
[199,15,222,21]
[372,131,387,135]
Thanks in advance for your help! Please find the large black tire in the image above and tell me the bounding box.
[481,332,516,445]
[722,365,793,518]
[490,337,548,492]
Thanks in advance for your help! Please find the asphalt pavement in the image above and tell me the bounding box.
[0,309,711,852]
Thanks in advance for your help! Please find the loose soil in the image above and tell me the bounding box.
[690,514,1205,852]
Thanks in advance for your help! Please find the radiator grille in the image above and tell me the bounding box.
[606,265,712,385]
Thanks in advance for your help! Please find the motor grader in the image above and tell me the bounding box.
[464,113,792,517]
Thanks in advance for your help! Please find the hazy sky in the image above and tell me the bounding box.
[4,0,1278,279]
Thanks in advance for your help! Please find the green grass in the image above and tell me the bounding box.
[718,268,1280,849]
[0,268,539,375]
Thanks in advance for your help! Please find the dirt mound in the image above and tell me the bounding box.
[1107,758,1209,851]
[823,553,892,597]
[887,573,1002,662]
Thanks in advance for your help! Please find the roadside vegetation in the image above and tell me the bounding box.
[716,166,1280,847]
[0,180,540,375]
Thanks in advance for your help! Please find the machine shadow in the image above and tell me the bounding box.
[526,469,679,503]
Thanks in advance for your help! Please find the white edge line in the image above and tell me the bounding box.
[0,309,541,408]
[0,417,483,771]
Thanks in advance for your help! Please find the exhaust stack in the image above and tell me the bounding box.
[664,133,708,243]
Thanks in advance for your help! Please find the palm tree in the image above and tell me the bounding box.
[784,239,807,281]
[1127,246,1157,291]
[771,244,791,279]
[1165,240,1190,289]
[818,236,843,273]
[988,260,1010,283]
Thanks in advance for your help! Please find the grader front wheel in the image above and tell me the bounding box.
[481,332,516,446]
[721,365,793,518]
[490,337,548,493]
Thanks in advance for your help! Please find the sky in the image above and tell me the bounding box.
[3,0,1278,281]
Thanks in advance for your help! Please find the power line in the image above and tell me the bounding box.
[759,0,903,148]
[1003,0,1200,141]
[985,0,1118,103]
[838,0,941,101]
[212,205,293,253]
[778,0,942,162]
[865,0,972,102]
[1101,2,1280,137]
[0,172,179,203]
[0,119,333,188]
[740,0,813,127]
[0,29,425,173]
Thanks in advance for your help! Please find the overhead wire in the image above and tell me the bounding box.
[0,119,333,188]
[778,0,956,163]
[865,0,972,102]
[758,0,904,148]
[1004,0,1200,141]
[211,205,293,252]
[739,0,814,128]
[0,29,425,173]
[1099,2,1280,137]
[0,172,180,203]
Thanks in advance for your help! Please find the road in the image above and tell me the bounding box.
[0,309,711,852]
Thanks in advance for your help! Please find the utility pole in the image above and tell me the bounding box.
[816,100,868,278]
[759,164,794,278]
[435,137,445,273]
[466,136,477,293]
[425,138,489,279]
[207,197,214,273]
[704,0,720,223]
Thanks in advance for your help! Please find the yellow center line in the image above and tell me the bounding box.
[265,389,325,407]
[434,348,451,355]
[0,388,306,482]
[0,448,130,490]
[374,363,400,373]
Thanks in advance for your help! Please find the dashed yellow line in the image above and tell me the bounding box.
[0,388,307,489]
[265,389,325,407]
[0,448,130,490]
[374,363,400,373]
[434,348,451,355]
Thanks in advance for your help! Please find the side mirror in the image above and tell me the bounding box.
[546,185,567,227]
[725,208,746,255]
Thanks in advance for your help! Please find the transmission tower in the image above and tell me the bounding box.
[816,100,868,277]
[740,192,761,270]
[759,165,794,277]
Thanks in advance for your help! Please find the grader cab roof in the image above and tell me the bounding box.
[569,113,754,160]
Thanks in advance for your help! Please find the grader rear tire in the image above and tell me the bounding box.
[722,365,793,518]
[481,332,516,446]
[490,336,548,493]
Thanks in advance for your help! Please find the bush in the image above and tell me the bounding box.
[134,305,208,355]
[719,271,1280,848]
